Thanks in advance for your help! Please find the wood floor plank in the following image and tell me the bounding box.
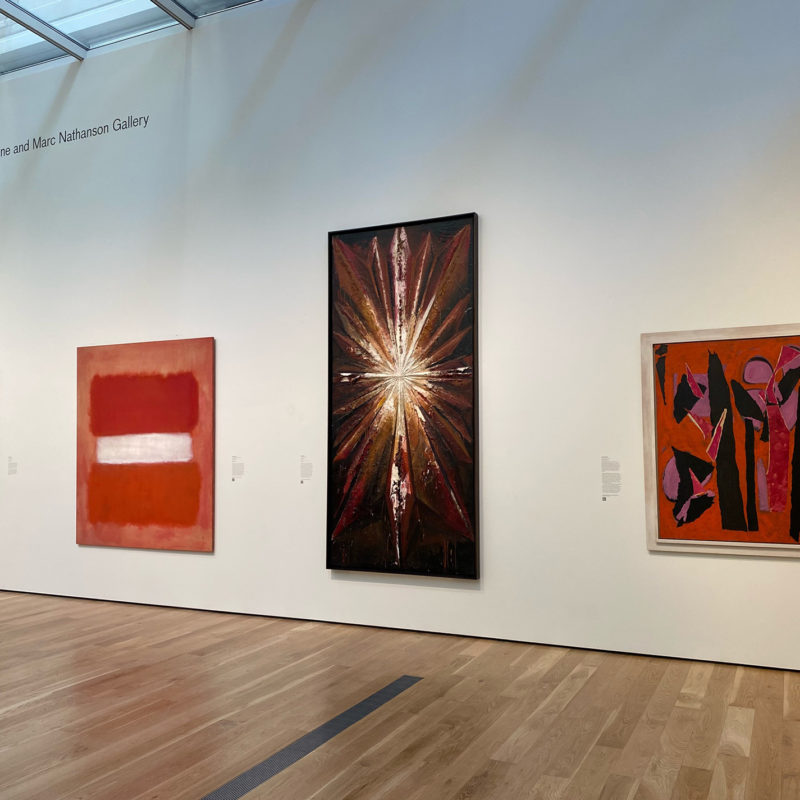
[677,663,715,710]
[683,664,736,770]
[781,718,800,800]
[600,774,640,800]
[669,765,712,800]
[526,774,570,799]
[556,743,620,799]
[730,668,759,710]
[491,652,592,763]
[494,706,610,792]
[614,662,692,780]
[717,706,754,758]
[544,708,614,779]
[742,668,782,800]
[785,672,800,721]
[500,647,571,699]
[707,753,747,800]
[598,658,669,750]
[565,652,646,723]
[446,758,514,800]
[633,701,702,800]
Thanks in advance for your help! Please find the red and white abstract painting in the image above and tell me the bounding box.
[76,337,215,551]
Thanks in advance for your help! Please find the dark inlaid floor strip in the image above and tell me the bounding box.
[201,674,423,800]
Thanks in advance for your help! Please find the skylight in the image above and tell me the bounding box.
[0,0,256,75]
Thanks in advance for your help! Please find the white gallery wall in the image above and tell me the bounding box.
[2,0,800,668]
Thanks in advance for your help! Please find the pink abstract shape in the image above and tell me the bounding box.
[757,459,769,512]
[693,393,711,418]
[690,469,707,495]
[697,469,712,489]
[744,358,773,384]
[776,345,800,373]
[748,388,767,414]
[662,457,679,501]
[706,408,727,461]
[689,372,710,417]
[685,364,703,398]
[687,412,712,439]
[780,388,799,431]
[766,374,780,405]
[766,404,791,511]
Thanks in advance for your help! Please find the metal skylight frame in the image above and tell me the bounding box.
[0,0,87,60]
[0,0,225,75]
[150,0,193,29]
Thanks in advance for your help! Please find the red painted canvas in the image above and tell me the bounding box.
[77,338,215,551]
[645,327,800,554]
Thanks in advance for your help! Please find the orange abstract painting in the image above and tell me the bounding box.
[649,330,800,550]
[77,338,215,551]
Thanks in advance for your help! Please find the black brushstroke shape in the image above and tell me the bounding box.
[708,351,747,531]
[731,379,761,532]
[779,367,800,406]
[655,345,668,405]
[731,380,764,422]
[673,447,714,490]
[671,448,714,526]
[673,374,700,423]
[684,493,715,525]
[744,419,758,532]
[761,415,770,443]
[656,356,667,405]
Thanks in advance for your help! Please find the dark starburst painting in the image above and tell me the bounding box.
[327,213,478,578]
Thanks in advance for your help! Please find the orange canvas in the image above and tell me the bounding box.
[77,338,215,551]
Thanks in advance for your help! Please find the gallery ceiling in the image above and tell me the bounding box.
[0,0,257,74]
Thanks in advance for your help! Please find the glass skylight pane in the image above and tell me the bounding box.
[178,0,250,18]
[0,15,68,73]
[11,0,177,48]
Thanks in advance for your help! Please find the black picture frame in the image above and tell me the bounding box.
[327,213,478,578]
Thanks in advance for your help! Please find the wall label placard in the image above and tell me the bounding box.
[232,456,244,481]
[601,456,621,500]
[0,113,150,160]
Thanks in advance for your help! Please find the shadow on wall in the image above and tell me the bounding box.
[504,0,591,108]
[206,0,442,185]
[456,0,705,170]
[207,0,319,166]
[1,62,81,205]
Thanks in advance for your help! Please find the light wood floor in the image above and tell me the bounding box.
[0,591,797,800]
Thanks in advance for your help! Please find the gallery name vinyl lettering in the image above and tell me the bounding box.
[0,114,150,159]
